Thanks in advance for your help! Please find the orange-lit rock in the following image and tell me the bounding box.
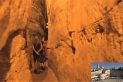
[5,34,31,82]
[0,0,32,81]
[0,0,47,82]
[47,0,123,82]
[0,0,123,82]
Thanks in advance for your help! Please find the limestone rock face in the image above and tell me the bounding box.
[0,0,47,82]
[47,0,123,82]
[0,0,123,82]
[0,0,32,81]
[0,0,31,50]
[5,34,31,82]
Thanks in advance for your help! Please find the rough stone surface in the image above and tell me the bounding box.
[5,35,31,82]
[0,0,32,81]
[47,0,123,82]
[0,0,123,82]
[0,0,48,82]
[0,0,31,50]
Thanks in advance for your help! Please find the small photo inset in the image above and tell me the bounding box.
[91,63,123,82]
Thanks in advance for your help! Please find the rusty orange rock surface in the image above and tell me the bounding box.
[0,0,123,82]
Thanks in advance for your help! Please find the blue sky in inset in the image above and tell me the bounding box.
[91,63,123,69]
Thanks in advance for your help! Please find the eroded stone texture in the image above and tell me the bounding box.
[0,0,31,50]
[0,0,32,81]
[0,0,47,82]
[0,0,123,82]
[47,0,123,82]
[5,34,31,82]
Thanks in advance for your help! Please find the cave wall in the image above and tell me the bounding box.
[5,34,32,82]
[0,0,123,82]
[0,0,47,82]
[0,0,32,81]
[47,0,123,82]
[0,0,31,50]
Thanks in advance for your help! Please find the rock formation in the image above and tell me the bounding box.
[47,0,123,82]
[0,0,123,82]
[0,0,31,81]
[0,0,47,82]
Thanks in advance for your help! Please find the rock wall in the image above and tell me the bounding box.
[5,34,31,82]
[0,0,31,50]
[0,0,123,82]
[0,0,32,81]
[0,0,47,82]
[47,0,123,82]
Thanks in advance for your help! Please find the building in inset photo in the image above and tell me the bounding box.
[91,63,123,82]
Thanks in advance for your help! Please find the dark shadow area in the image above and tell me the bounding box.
[44,28,48,41]
[71,41,76,54]
[0,51,10,82]
[96,24,105,34]
[71,45,76,54]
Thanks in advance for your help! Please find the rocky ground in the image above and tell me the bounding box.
[32,68,58,82]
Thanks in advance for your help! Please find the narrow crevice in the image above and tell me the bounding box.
[71,45,76,54]
[70,40,76,54]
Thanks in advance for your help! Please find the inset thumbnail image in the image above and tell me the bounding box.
[91,63,123,82]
